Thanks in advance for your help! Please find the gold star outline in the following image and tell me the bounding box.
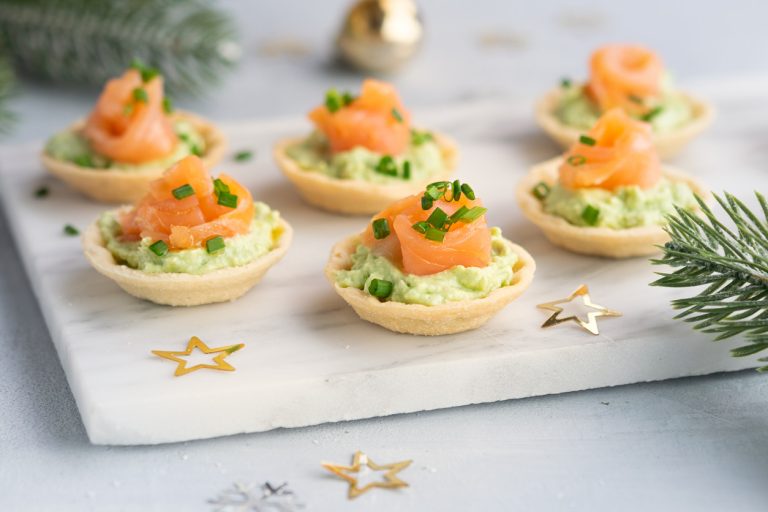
[537,284,621,335]
[151,336,245,377]
[322,451,412,499]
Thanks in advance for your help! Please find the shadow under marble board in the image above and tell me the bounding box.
[0,84,763,445]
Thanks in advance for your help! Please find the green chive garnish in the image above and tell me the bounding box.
[206,236,225,254]
[162,97,174,114]
[217,192,238,209]
[130,58,159,82]
[132,87,148,103]
[426,207,448,229]
[213,178,230,196]
[190,145,203,157]
[35,186,49,198]
[411,130,433,146]
[426,182,447,200]
[368,278,394,300]
[581,204,600,226]
[63,224,79,236]
[372,218,390,240]
[234,150,253,162]
[448,205,469,223]
[412,221,429,234]
[451,180,462,201]
[579,135,596,146]
[641,106,664,122]
[460,183,475,200]
[172,184,195,200]
[73,154,94,167]
[375,155,398,176]
[149,240,168,256]
[561,77,572,88]
[421,196,433,210]
[402,160,411,180]
[391,107,403,123]
[567,154,587,166]
[325,89,342,113]
[342,92,355,106]
[460,206,487,222]
[425,226,446,242]
[532,182,551,200]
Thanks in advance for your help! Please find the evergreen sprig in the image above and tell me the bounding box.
[0,0,240,96]
[651,192,768,371]
[0,55,15,134]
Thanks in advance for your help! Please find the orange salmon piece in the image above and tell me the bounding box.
[587,44,663,113]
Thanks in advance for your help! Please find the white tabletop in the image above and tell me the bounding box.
[2,1,768,510]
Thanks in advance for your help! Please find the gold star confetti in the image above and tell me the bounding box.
[322,451,412,499]
[537,284,621,335]
[151,336,244,377]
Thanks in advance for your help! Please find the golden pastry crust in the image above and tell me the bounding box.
[41,111,227,204]
[82,209,292,306]
[515,157,710,258]
[534,87,714,158]
[273,132,458,215]
[324,233,536,335]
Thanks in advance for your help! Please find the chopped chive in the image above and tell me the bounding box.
[149,240,168,256]
[567,154,587,166]
[628,94,644,105]
[34,186,49,198]
[162,97,174,114]
[426,182,448,200]
[412,221,429,234]
[460,206,487,222]
[234,150,253,162]
[205,236,225,254]
[190,145,203,157]
[421,196,433,210]
[581,204,600,226]
[425,226,446,242]
[172,183,195,200]
[460,183,475,200]
[372,218,390,240]
[132,87,148,103]
[641,106,664,122]
[73,154,94,167]
[411,129,433,146]
[63,224,79,236]
[123,103,134,116]
[130,58,159,82]
[213,178,230,196]
[452,180,462,201]
[448,205,469,223]
[532,181,551,200]
[368,278,394,300]
[341,92,355,106]
[391,107,403,123]
[561,77,572,88]
[579,135,596,146]
[324,89,342,113]
[402,160,411,180]
[375,155,398,176]
[217,192,238,209]
[426,207,448,229]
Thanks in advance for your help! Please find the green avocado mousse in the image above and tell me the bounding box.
[537,44,713,158]
[274,79,457,215]
[325,180,536,335]
[41,60,226,204]
[518,108,708,259]
[82,155,292,307]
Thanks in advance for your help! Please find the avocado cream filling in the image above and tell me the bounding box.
[541,179,698,229]
[45,120,206,171]
[335,227,517,306]
[286,130,446,184]
[99,202,282,274]
[555,78,694,133]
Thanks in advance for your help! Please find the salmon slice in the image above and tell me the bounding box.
[587,44,663,113]
[362,192,491,276]
[309,79,411,155]
[83,68,178,164]
[558,108,661,190]
[120,156,254,250]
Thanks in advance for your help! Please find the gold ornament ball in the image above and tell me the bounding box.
[336,0,423,73]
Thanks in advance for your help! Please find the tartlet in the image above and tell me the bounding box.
[83,155,291,306]
[274,79,457,215]
[42,62,226,204]
[325,181,535,335]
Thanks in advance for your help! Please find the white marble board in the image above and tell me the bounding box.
[0,88,763,445]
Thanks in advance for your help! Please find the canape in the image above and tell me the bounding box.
[326,180,535,335]
[518,108,709,258]
[83,155,291,306]
[42,61,226,203]
[274,79,458,215]
[535,44,713,157]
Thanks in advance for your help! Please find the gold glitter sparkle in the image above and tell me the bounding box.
[537,284,621,335]
[322,451,412,499]
[151,336,244,377]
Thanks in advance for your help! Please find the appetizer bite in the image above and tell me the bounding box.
[274,79,458,215]
[83,155,291,306]
[42,60,226,203]
[517,108,709,258]
[326,181,535,335]
[536,44,713,157]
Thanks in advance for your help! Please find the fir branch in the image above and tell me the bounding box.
[0,55,15,135]
[651,192,768,371]
[0,0,240,96]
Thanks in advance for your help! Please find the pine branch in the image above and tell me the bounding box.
[651,192,768,372]
[0,54,15,135]
[0,0,240,96]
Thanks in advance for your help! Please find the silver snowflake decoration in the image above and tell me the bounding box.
[209,481,305,512]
